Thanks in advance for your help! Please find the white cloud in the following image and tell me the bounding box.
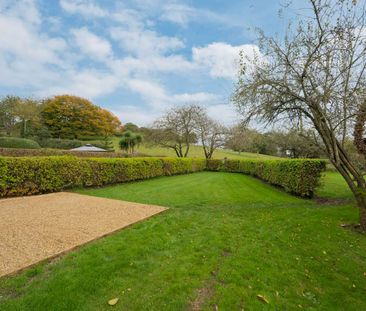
[172,92,217,103]
[110,27,184,57]
[0,0,246,127]
[159,2,245,29]
[112,105,161,126]
[160,4,195,27]
[192,42,261,80]
[59,0,107,17]
[0,3,68,89]
[127,79,217,109]
[0,1,119,99]
[111,9,145,30]
[207,103,239,126]
[127,79,168,108]
[0,0,41,25]
[71,27,112,60]
[38,70,119,99]
[115,79,220,125]
[109,54,195,77]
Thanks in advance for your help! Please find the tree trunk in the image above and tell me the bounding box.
[331,159,366,230]
[355,190,366,231]
[174,147,181,157]
[313,110,366,230]
[203,146,208,159]
[184,145,190,157]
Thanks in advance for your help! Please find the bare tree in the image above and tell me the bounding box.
[195,109,226,159]
[151,104,201,157]
[226,124,265,154]
[233,0,366,229]
[226,124,247,154]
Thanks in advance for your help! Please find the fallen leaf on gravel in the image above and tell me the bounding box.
[257,294,269,304]
[108,298,119,306]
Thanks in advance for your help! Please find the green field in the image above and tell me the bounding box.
[1,171,365,310]
[111,137,278,160]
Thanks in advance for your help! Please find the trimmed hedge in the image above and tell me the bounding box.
[38,138,83,149]
[0,148,151,158]
[206,159,326,197]
[0,137,40,149]
[38,138,108,150]
[0,156,325,198]
[0,157,206,197]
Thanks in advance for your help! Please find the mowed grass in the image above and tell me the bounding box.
[111,137,278,160]
[316,170,355,200]
[1,172,366,310]
[137,144,279,160]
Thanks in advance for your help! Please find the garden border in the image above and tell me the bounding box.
[0,156,325,198]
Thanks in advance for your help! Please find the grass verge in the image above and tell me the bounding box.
[0,171,365,310]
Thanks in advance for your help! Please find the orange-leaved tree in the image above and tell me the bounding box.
[41,95,122,139]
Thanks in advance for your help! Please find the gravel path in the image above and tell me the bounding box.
[0,192,167,277]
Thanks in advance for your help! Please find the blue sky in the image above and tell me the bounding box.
[0,0,293,126]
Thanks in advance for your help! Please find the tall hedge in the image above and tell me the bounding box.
[206,159,326,197]
[38,138,108,150]
[0,147,150,158]
[0,137,40,149]
[0,156,325,198]
[0,157,206,197]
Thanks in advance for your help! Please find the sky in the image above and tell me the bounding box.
[0,0,293,126]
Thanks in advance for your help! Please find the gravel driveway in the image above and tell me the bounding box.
[0,192,167,277]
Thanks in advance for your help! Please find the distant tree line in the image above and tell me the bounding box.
[139,103,324,159]
[0,95,123,140]
[225,125,324,158]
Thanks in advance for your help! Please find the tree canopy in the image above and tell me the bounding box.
[150,105,201,157]
[42,95,122,139]
[119,131,143,154]
[0,96,41,137]
[233,0,366,230]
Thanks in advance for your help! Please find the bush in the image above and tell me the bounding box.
[0,137,40,149]
[38,138,111,150]
[77,135,105,141]
[0,148,151,158]
[38,138,84,149]
[0,156,325,198]
[206,159,326,197]
[0,157,206,197]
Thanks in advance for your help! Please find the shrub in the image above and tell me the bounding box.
[206,159,326,197]
[0,157,206,197]
[0,137,41,149]
[38,138,110,150]
[0,156,325,198]
[38,138,84,149]
[77,135,105,141]
[0,148,152,158]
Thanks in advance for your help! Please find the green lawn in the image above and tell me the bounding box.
[1,172,365,310]
[111,137,278,160]
[316,171,354,200]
